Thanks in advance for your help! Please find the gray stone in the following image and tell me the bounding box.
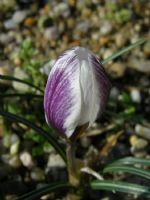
[12,10,27,24]
[4,19,16,29]
[135,124,150,140]
[47,154,65,168]
[9,155,21,168]
[20,151,34,168]
[44,27,58,40]
[12,68,29,92]
[130,88,141,103]
[128,59,150,73]
[100,21,113,35]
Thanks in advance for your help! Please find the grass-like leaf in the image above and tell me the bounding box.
[0,110,66,162]
[103,165,150,180]
[102,38,147,64]
[0,93,43,98]
[16,182,71,200]
[108,157,150,166]
[91,180,150,198]
[0,75,44,93]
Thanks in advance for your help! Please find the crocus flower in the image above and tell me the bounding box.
[44,47,111,138]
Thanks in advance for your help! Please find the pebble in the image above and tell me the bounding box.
[47,154,65,168]
[53,3,70,18]
[0,32,14,45]
[12,10,27,24]
[130,88,141,103]
[3,134,20,148]
[9,155,21,168]
[128,59,150,73]
[10,142,20,155]
[76,21,89,33]
[115,32,127,48]
[44,27,58,41]
[30,168,45,181]
[130,135,148,151]
[4,19,16,30]
[12,68,30,92]
[99,21,113,35]
[107,62,126,78]
[20,151,34,168]
[135,124,150,140]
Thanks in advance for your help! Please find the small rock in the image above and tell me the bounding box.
[135,124,150,140]
[128,58,150,74]
[20,152,34,168]
[130,88,141,103]
[9,155,21,168]
[76,21,89,33]
[130,135,148,150]
[44,27,58,40]
[4,19,16,30]
[47,154,65,168]
[107,62,126,78]
[0,32,14,45]
[10,142,20,155]
[53,3,70,18]
[3,134,20,148]
[99,21,113,35]
[115,33,127,48]
[12,68,29,92]
[12,10,27,24]
[31,168,45,181]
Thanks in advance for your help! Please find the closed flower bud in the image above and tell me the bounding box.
[44,47,111,138]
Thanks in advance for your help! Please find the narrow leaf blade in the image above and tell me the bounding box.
[103,165,150,180]
[102,38,147,64]
[16,182,71,200]
[0,93,43,98]
[0,75,43,93]
[108,157,150,166]
[91,180,150,198]
[0,110,66,162]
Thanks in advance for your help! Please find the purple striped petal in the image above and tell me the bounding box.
[44,47,111,138]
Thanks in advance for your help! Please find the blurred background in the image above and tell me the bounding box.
[0,0,150,199]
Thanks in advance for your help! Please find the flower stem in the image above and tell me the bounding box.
[66,140,80,187]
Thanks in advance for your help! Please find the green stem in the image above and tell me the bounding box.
[66,141,80,187]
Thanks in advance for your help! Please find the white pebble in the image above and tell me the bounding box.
[130,89,141,103]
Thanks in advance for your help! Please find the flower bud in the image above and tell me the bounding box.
[44,47,111,138]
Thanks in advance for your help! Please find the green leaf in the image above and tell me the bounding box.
[103,165,150,180]
[16,182,71,200]
[0,93,43,98]
[91,180,150,198]
[108,157,150,166]
[0,110,66,162]
[0,75,43,93]
[102,38,147,64]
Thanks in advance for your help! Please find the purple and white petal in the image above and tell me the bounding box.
[44,47,111,138]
